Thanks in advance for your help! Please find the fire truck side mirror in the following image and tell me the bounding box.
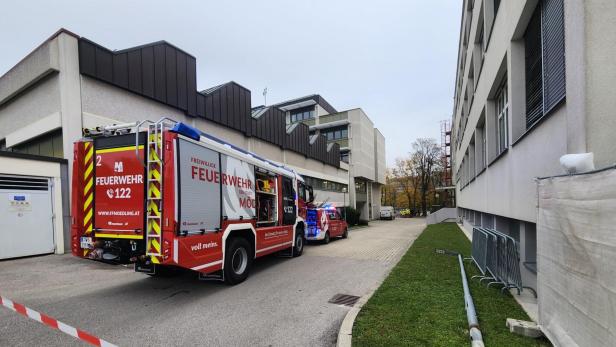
[307,186,315,203]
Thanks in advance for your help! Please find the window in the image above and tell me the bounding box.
[475,116,487,171]
[322,126,348,141]
[524,0,566,130]
[289,106,315,123]
[496,79,508,154]
[355,180,366,194]
[340,151,349,163]
[303,176,347,193]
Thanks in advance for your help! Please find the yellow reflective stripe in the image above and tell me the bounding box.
[149,149,160,162]
[83,209,93,227]
[148,238,161,253]
[96,145,144,154]
[150,256,160,264]
[84,176,93,194]
[148,201,160,216]
[83,194,93,211]
[149,168,161,180]
[95,233,143,240]
[149,183,161,197]
[84,145,94,163]
[84,163,93,180]
[85,223,92,232]
[149,219,161,234]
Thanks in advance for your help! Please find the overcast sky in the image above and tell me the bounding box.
[0,0,461,166]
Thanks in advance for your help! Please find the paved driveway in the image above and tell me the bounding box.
[0,218,425,347]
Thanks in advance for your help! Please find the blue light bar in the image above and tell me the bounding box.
[170,122,200,141]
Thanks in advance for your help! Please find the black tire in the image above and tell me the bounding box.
[342,228,348,239]
[224,237,253,285]
[323,231,330,244]
[293,228,305,257]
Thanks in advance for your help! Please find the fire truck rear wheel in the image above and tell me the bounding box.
[342,228,348,239]
[224,237,252,285]
[323,231,330,244]
[292,229,304,257]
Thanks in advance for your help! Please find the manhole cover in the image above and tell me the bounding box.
[328,294,360,307]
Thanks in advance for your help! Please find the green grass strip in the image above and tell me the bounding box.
[353,222,551,347]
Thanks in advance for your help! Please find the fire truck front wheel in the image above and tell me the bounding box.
[224,237,253,285]
[292,228,305,257]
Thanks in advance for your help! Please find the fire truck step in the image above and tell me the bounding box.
[198,271,224,282]
[277,248,293,258]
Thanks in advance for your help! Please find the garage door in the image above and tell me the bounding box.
[0,175,55,259]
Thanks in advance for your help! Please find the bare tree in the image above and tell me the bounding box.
[410,138,441,216]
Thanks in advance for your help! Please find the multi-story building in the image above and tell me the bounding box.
[260,95,386,220]
[452,0,616,292]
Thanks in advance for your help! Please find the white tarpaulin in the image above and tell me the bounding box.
[537,167,616,347]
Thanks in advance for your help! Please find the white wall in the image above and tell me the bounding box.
[453,0,581,223]
[585,0,616,169]
[348,108,376,181]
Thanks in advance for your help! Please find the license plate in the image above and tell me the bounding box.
[80,237,93,249]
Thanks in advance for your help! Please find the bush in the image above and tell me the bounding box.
[343,206,361,226]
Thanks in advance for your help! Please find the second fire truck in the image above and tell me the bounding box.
[71,118,314,284]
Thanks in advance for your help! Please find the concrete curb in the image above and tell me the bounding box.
[336,287,376,347]
[336,222,424,347]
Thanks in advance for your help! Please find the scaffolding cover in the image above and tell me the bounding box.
[537,167,616,347]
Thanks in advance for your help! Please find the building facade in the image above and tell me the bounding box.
[264,95,386,220]
[452,0,616,291]
[0,29,358,256]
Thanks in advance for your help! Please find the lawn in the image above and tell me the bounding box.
[353,223,551,347]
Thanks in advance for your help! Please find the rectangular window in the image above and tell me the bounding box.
[340,152,349,163]
[289,106,315,123]
[322,126,348,141]
[496,79,508,154]
[525,0,566,129]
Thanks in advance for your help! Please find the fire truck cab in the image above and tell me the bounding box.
[305,207,348,244]
[71,118,313,284]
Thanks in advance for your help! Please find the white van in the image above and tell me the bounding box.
[380,206,395,220]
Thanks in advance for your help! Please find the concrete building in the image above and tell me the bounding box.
[452,0,616,293]
[0,29,354,258]
[263,95,386,220]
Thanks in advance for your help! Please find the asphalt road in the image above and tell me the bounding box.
[0,218,425,347]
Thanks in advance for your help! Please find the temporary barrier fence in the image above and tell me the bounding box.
[468,227,536,297]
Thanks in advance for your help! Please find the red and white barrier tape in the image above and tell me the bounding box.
[0,295,117,347]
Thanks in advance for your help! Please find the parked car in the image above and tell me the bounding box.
[399,208,411,217]
[305,208,349,244]
[380,206,395,220]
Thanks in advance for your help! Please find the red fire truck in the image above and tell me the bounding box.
[71,118,314,284]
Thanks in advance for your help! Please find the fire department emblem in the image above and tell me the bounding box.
[320,211,329,233]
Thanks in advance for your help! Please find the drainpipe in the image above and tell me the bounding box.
[458,254,484,347]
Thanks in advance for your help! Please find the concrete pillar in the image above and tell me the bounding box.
[57,33,83,201]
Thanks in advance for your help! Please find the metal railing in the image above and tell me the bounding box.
[468,227,537,297]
